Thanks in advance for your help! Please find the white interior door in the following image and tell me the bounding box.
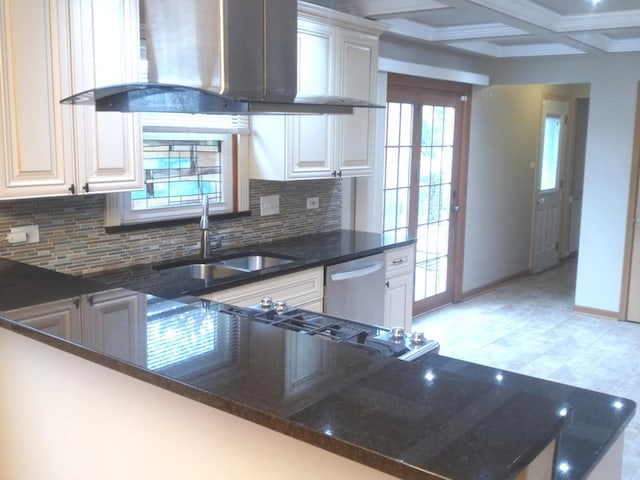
[531,99,567,273]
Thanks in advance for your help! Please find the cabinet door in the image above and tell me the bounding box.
[249,20,336,181]
[83,289,146,365]
[384,245,415,330]
[70,0,143,194]
[336,30,377,176]
[0,0,75,199]
[202,267,324,310]
[287,19,336,179]
[285,332,328,397]
[3,297,82,342]
[384,271,414,331]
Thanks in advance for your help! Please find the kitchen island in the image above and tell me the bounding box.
[0,257,635,479]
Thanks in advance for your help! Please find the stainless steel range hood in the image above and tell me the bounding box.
[61,0,381,115]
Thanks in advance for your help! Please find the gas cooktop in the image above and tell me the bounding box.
[221,298,439,361]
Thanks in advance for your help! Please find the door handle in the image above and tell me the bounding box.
[537,198,545,204]
[452,205,461,213]
[330,263,383,282]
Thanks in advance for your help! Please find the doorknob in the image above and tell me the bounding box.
[537,198,545,204]
[452,205,461,213]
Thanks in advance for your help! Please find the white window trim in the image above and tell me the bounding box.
[106,130,250,227]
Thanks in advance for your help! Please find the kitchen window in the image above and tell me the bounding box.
[106,113,249,227]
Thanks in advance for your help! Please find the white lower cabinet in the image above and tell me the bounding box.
[384,245,416,331]
[201,267,324,311]
[2,297,82,343]
[82,288,147,365]
[4,288,146,364]
[201,267,327,399]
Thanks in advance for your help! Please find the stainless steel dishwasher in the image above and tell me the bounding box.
[324,253,386,326]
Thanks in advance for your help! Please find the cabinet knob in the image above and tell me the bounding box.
[68,184,76,195]
[82,182,89,193]
[337,170,343,178]
[385,280,390,288]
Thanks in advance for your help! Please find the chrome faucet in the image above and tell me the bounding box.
[199,196,210,259]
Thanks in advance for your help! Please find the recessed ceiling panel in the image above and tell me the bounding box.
[490,35,549,47]
[598,27,640,39]
[407,8,495,27]
[531,0,640,16]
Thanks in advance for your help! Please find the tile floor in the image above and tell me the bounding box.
[412,258,640,479]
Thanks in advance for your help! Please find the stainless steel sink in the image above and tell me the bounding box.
[215,255,295,272]
[155,254,296,280]
[162,263,246,281]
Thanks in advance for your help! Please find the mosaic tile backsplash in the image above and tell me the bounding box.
[0,179,342,275]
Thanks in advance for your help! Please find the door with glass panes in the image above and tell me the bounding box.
[383,75,470,315]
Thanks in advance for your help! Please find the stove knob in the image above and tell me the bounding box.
[391,326,405,339]
[260,296,273,308]
[411,331,426,344]
[274,300,288,313]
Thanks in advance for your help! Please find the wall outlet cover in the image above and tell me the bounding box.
[260,195,280,216]
[306,197,319,209]
[9,225,40,245]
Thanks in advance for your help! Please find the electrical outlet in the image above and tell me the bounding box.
[260,195,280,216]
[8,225,40,245]
[306,196,319,209]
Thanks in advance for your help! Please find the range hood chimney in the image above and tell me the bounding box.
[61,0,381,115]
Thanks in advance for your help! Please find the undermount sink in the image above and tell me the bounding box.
[215,255,295,272]
[155,254,297,281]
[165,263,246,281]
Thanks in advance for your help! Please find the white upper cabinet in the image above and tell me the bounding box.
[69,0,143,195]
[0,0,142,200]
[0,0,75,198]
[250,3,383,181]
[336,29,378,176]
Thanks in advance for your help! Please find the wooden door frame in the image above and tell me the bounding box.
[620,83,640,320]
[387,74,472,306]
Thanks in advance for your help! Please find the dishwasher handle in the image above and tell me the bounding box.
[330,262,384,282]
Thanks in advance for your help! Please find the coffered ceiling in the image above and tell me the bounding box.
[310,0,640,57]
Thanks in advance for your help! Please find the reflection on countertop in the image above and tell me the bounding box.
[0,256,636,480]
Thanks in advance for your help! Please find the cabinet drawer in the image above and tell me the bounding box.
[201,267,324,309]
[385,245,416,276]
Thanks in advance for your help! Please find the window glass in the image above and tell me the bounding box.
[540,115,561,191]
[109,129,235,226]
[132,138,224,211]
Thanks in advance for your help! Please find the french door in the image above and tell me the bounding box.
[383,75,471,315]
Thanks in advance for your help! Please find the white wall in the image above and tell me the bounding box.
[490,54,640,314]
[464,83,589,292]
[0,328,396,480]
[463,84,543,292]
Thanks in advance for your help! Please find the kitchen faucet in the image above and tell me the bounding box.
[199,195,210,259]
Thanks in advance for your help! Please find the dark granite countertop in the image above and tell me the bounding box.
[85,229,416,298]
[0,256,636,480]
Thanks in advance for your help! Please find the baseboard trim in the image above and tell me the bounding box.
[574,305,620,320]
[461,269,530,301]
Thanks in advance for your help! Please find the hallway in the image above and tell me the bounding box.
[413,259,640,479]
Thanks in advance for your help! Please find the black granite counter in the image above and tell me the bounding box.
[86,230,416,298]
[0,257,635,480]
